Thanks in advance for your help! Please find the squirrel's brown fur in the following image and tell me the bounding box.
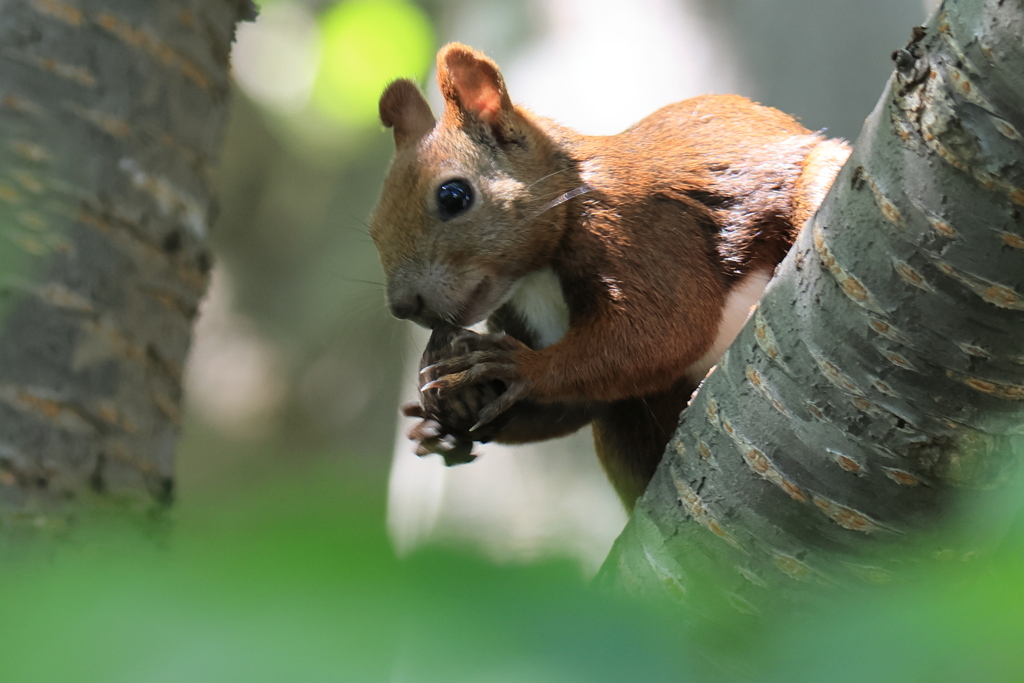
[372,43,849,508]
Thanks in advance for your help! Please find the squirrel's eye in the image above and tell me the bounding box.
[436,179,473,220]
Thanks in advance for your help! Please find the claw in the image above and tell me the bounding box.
[420,379,444,392]
[419,363,439,377]
[430,349,518,379]
[428,363,518,399]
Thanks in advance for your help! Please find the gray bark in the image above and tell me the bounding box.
[0,0,249,530]
[601,0,1024,614]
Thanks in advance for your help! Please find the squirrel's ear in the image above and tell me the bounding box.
[437,43,515,141]
[379,79,436,148]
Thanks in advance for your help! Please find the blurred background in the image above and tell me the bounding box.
[13,1,1024,681]
[180,0,943,574]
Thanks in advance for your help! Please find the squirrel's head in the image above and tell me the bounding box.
[370,43,573,328]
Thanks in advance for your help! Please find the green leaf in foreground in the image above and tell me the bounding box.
[2,468,1024,682]
[0,474,690,683]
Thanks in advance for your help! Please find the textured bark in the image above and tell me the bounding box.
[0,0,249,529]
[602,0,1024,613]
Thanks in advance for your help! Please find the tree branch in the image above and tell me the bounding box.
[601,0,1024,614]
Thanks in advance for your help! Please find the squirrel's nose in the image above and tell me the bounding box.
[389,292,424,320]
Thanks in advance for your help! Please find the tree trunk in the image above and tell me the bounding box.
[0,0,250,531]
[601,0,1024,613]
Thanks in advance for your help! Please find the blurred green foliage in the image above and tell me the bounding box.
[313,0,435,126]
[199,0,419,480]
[0,461,690,683]
[2,460,1024,682]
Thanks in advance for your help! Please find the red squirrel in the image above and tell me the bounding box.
[370,43,850,509]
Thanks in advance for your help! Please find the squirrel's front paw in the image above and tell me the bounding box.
[420,332,534,431]
[401,402,477,466]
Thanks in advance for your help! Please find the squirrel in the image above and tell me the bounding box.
[370,43,850,509]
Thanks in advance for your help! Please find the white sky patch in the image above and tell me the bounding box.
[509,0,747,135]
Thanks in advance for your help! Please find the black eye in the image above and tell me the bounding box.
[436,179,473,220]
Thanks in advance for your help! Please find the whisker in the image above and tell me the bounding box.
[530,186,574,202]
[339,216,374,243]
[347,215,373,232]
[340,228,373,239]
[341,278,386,288]
[526,168,571,190]
[526,184,594,222]
[323,220,375,249]
[322,271,386,288]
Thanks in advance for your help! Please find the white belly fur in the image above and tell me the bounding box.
[507,267,571,349]
[686,269,772,383]
[507,267,771,378]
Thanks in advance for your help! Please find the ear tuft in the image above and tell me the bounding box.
[436,43,513,134]
[379,79,436,148]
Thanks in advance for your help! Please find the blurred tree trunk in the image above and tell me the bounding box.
[0,0,251,532]
[602,0,1024,613]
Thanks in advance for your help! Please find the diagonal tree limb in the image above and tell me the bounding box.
[600,0,1024,614]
